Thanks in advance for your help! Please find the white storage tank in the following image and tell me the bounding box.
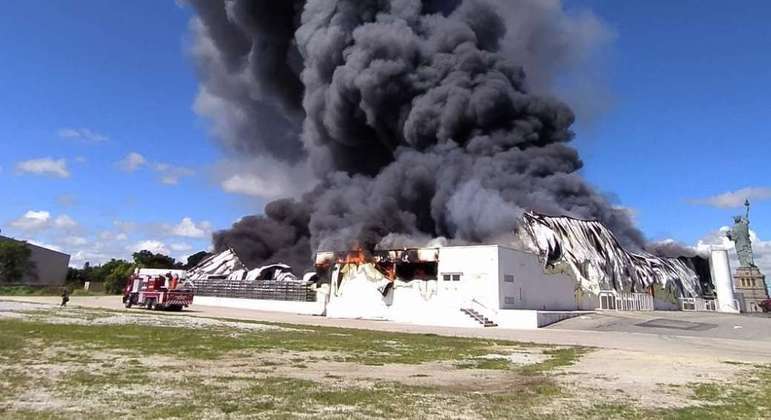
[709,248,739,313]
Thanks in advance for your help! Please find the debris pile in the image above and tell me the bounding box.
[186,249,316,302]
[518,212,700,297]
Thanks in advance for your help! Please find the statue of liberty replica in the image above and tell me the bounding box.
[726,200,768,312]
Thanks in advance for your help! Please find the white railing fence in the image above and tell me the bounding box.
[679,297,719,312]
[598,290,653,311]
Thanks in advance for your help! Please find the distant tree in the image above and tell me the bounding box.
[185,251,211,269]
[81,261,95,284]
[132,250,176,269]
[0,241,35,283]
[66,267,82,286]
[97,259,135,294]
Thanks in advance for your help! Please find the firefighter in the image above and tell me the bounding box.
[60,287,70,307]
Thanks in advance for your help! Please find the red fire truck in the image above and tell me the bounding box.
[122,269,194,311]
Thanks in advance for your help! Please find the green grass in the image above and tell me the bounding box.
[518,347,588,375]
[0,286,108,296]
[0,286,60,296]
[0,314,554,365]
[1,308,769,419]
[0,310,584,419]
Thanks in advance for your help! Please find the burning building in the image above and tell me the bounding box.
[315,244,595,328]
[182,2,722,325]
[183,212,720,328]
[309,212,714,328]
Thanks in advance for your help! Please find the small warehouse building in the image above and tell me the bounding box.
[316,245,593,328]
[0,235,70,286]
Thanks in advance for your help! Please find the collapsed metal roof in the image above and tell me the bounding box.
[518,212,701,297]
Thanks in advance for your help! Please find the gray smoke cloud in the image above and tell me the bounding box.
[191,0,645,272]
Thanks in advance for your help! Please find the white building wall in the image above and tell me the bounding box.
[497,247,595,311]
[436,245,500,312]
[325,263,480,328]
[323,245,590,328]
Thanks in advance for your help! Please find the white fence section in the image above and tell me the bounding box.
[679,297,718,312]
[598,290,654,311]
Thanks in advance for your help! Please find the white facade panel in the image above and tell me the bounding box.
[709,248,740,313]
[497,247,595,311]
[437,245,500,312]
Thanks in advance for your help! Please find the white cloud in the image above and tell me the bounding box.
[63,236,88,246]
[8,211,79,233]
[130,240,169,255]
[153,163,195,185]
[170,242,193,252]
[54,215,78,230]
[221,174,285,198]
[118,152,147,172]
[10,210,51,231]
[59,234,133,268]
[16,158,70,178]
[58,128,108,143]
[116,154,194,185]
[69,249,114,268]
[169,217,211,238]
[690,187,771,208]
[99,230,128,241]
[216,157,316,200]
[28,240,63,252]
[113,220,137,233]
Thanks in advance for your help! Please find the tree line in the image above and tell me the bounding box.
[0,240,211,294]
[66,250,211,293]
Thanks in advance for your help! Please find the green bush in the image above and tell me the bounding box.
[0,241,35,284]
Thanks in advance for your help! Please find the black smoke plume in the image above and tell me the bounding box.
[192,0,654,272]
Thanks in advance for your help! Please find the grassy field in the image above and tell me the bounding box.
[0,305,768,419]
[0,286,107,297]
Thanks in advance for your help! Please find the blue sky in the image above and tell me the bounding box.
[0,0,769,272]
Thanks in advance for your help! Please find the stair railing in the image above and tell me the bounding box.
[465,298,497,323]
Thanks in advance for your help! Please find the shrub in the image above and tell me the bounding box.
[0,241,35,283]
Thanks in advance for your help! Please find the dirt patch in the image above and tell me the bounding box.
[553,348,751,409]
[14,305,304,332]
[133,348,551,391]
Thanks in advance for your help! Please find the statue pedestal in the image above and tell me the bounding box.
[733,267,769,313]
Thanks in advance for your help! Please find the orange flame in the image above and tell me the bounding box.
[338,247,368,265]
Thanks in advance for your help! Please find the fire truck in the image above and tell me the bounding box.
[122,268,194,311]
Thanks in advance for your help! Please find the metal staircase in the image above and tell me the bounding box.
[460,307,498,327]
